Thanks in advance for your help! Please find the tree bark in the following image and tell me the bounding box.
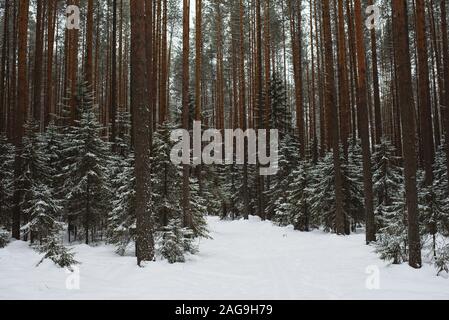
[322,0,345,235]
[392,0,422,269]
[130,0,155,265]
[354,0,376,243]
[416,0,435,186]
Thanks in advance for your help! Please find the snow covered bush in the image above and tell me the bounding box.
[375,197,408,264]
[37,234,78,269]
[0,228,9,248]
[108,153,136,255]
[434,244,449,276]
[158,219,197,264]
[189,178,210,238]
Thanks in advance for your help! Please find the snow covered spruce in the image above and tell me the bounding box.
[0,83,210,267]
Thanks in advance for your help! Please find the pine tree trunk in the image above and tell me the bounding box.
[337,0,349,157]
[182,0,192,228]
[160,0,168,124]
[130,0,155,265]
[288,0,304,158]
[0,0,10,134]
[85,0,94,87]
[322,0,345,235]
[416,0,435,186]
[194,0,202,122]
[440,0,449,193]
[392,0,422,269]
[45,0,57,126]
[12,0,30,240]
[354,0,376,243]
[32,0,44,123]
[369,0,382,145]
[110,0,117,143]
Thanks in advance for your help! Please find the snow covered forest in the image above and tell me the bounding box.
[1,0,449,299]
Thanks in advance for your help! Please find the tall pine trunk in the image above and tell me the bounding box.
[392,0,422,269]
[130,0,155,266]
[354,0,376,243]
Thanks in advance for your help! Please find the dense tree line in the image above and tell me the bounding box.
[0,0,449,273]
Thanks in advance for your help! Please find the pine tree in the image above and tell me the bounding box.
[0,135,14,230]
[62,84,111,245]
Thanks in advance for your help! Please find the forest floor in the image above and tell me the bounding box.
[0,216,448,300]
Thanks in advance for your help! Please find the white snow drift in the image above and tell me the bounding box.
[0,216,448,300]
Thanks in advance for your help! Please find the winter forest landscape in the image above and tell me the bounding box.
[1,0,449,302]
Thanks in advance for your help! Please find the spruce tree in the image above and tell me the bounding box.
[108,151,136,256]
[108,110,136,255]
[23,182,62,244]
[0,134,14,230]
[270,73,293,136]
[309,147,362,234]
[309,152,343,232]
[151,122,182,229]
[346,140,365,232]
[62,84,111,244]
[375,193,408,264]
[267,134,300,222]
[275,159,314,230]
[158,218,195,264]
[189,177,209,238]
[372,140,409,264]
[19,119,52,241]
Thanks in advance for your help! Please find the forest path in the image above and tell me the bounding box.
[0,216,448,299]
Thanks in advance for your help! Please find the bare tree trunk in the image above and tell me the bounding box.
[0,0,10,134]
[182,0,192,228]
[45,0,57,126]
[354,0,376,243]
[369,0,382,145]
[440,0,449,193]
[130,0,155,266]
[322,0,345,235]
[416,0,435,186]
[32,0,44,124]
[12,0,30,240]
[392,0,422,269]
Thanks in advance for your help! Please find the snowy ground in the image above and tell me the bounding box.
[0,216,448,300]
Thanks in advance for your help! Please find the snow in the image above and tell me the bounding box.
[0,216,448,300]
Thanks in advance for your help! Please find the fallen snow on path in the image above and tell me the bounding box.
[0,216,448,300]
